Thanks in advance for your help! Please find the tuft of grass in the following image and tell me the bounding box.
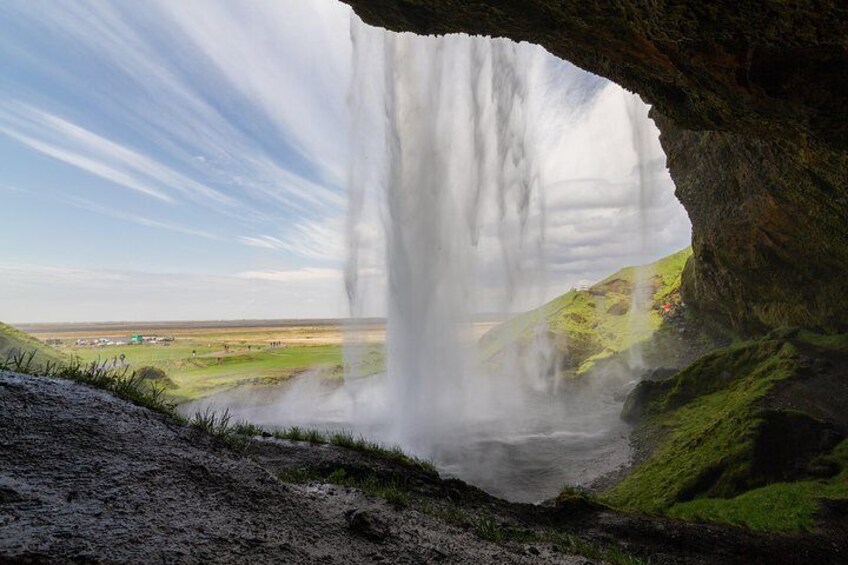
[2,350,177,417]
[280,466,411,509]
[189,407,231,435]
[464,515,536,544]
[271,427,437,473]
[542,530,650,565]
[469,514,506,542]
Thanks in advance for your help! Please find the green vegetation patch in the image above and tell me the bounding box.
[0,321,64,365]
[606,339,803,512]
[271,426,436,473]
[604,333,848,531]
[668,438,848,532]
[1,351,177,418]
[481,247,694,374]
[70,343,346,402]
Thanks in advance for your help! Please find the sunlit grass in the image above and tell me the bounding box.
[69,343,347,402]
[667,439,848,532]
[1,350,177,417]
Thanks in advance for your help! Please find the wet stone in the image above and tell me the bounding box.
[344,508,389,543]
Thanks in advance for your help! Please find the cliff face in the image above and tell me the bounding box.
[660,117,848,332]
[341,0,848,332]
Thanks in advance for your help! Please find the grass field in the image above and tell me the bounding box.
[21,320,490,404]
[21,322,362,403]
[71,342,345,402]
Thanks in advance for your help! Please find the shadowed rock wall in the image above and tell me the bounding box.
[341,0,848,332]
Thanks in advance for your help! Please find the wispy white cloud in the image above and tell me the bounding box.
[0,123,173,202]
[239,216,347,262]
[2,0,350,222]
[0,0,692,322]
[238,235,285,250]
[0,103,242,206]
[155,0,352,186]
[63,197,222,241]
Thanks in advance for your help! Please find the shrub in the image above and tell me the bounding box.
[135,366,177,389]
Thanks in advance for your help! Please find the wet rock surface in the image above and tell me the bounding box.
[345,508,391,542]
[1,371,845,564]
[0,372,581,564]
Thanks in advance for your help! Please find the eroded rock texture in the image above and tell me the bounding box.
[342,0,848,332]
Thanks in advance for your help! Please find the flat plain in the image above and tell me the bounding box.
[23,319,497,402]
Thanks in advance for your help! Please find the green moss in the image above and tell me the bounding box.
[604,339,803,512]
[667,439,848,532]
[604,335,848,532]
[796,329,848,352]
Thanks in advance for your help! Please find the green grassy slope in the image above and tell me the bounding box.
[70,344,346,403]
[481,247,694,374]
[0,321,64,365]
[604,331,848,532]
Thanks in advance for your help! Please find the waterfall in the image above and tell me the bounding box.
[625,93,658,368]
[346,20,549,452]
[190,16,683,501]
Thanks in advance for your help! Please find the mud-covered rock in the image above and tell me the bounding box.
[345,508,390,542]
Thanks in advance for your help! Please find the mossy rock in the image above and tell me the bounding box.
[606,332,848,530]
[136,366,177,389]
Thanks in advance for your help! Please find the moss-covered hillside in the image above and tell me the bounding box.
[481,247,700,375]
[0,321,64,365]
[606,330,848,532]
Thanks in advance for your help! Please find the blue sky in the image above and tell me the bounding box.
[0,0,691,323]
